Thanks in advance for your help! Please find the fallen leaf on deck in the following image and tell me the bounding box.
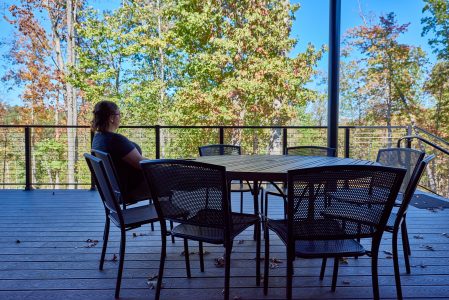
[133,232,138,238]
[421,245,435,251]
[215,257,225,268]
[412,263,427,268]
[413,235,424,239]
[442,233,449,238]
[342,280,351,285]
[110,253,118,262]
[238,240,245,244]
[84,239,99,248]
[180,250,197,256]
[385,255,393,259]
[270,258,283,264]
[383,250,393,255]
[148,274,158,281]
[15,240,21,244]
[339,257,349,264]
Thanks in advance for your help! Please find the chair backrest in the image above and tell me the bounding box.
[286,146,336,157]
[396,154,435,222]
[376,148,425,194]
[199,144,241,156]
[91,149,122,193]
[141,159,230,229]
[286,165,405,241]
[84,153,122,216]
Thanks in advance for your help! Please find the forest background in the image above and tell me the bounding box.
[0,0,448,192]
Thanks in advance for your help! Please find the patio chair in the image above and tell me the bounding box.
[320,155,433,299]
[141,159,261,300]
[263,146,336,218]
[84,153,160,299]
[199,144,258,214]
[91,149,150,209]
[263,165,405,300]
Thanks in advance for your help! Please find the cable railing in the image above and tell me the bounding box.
[0,124,412,190]
[397,131,449,197]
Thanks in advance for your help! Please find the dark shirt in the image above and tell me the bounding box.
[92,131,143,193]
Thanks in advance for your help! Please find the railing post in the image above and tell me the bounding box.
[406,125,412,148]
[282,128,288,155]
[155,125,161,159]
[24,126,32,191]
[90,130,96,191]
[344,127,350,158]
[219,127,224,144]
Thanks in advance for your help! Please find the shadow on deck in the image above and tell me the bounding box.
[0,189,448,299]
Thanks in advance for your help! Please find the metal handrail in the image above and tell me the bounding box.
[397,135,449,156]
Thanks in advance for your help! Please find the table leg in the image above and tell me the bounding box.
[253,180,260,240]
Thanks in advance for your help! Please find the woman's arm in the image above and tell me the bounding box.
[122,148,146,169]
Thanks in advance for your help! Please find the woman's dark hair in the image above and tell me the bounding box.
[91,100,119,132]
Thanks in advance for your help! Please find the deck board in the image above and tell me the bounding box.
[0,190,448,299]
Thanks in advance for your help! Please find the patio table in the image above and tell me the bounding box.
[195,154,377,215]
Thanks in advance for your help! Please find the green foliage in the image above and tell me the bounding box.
[34,139,65,186]
[422,0,449,60]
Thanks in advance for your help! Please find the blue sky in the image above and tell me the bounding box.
[0,0,436,106]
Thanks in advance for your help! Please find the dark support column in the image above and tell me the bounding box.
[327,0,341,150]
[219,127,224,144]
[344,127,350,158]
[24,127,32,191]
[282,128,288,155]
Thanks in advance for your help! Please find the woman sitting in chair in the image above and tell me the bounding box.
[91,100,150,202]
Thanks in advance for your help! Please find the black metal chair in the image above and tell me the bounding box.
[263,165,405,300]
[92,149,151,209]
[84,153,160,299]
[376,148,425,261]
[263,146,337,218]
[199,144,257,214]
[320,154,433,299]
[141,159,261,300]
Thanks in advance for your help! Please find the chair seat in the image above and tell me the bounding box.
[268,218,347,243]
[172,211,259,244]
[110,204,158,228]
[295,239,366,258]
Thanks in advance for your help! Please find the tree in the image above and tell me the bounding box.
[6,0,81,188]
[346,12,427,145]
[422,0,449,60]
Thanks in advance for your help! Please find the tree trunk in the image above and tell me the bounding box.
[66,0,77,189]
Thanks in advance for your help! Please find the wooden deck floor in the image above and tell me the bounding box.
[1,189,449,300]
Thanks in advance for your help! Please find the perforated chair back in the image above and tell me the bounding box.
[286,146,336,157]
[396,154,435,220]
[286,165,405,241]
[92,149,122,199]
[199,144,241,156]
[85,153,122,216]
[376,148,425,194]
[141,159,230,229]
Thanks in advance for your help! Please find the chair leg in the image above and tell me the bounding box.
[320,258,327,280]
[263,225,270,295]
[331,257,339,292]
[100,218,110,270]
[255,221,261,286]
[151,222,154,231]
[115,228,126,299]
[402,219,411,256]
[155,225,167,300]
[199,241,205,272]
[224,243,232,300]
[286,248,294,300]
[183,239,191,278]
[371,242,381,300]
[393,230,404,300]
[240,191,244,213]
[170,221,175,243]
[264,192,268,218]
[260,189,264,216]
[401,225,411,274]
